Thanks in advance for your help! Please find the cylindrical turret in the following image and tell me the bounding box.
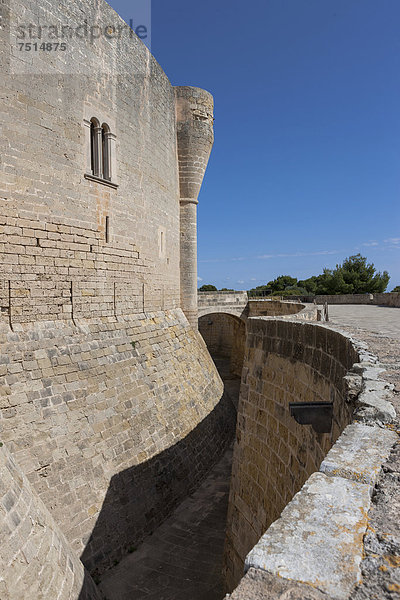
[175,86,214,329]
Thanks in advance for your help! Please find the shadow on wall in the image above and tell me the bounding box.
[79,572,101,600]
[78,389,237,590]
[198,313,246,378]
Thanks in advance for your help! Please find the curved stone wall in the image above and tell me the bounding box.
[224,318,398,598]
[224,318,360,589]
[1,0,226,587]
[247,299,305,317]
[198,292,249,319]
[0,310,236,576]
[0,443,100,600]
[198,313,246,378]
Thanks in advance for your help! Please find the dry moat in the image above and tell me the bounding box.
[96,304,400,600]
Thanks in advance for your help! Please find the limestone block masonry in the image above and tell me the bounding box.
[0,443,101,600]
[296,292,400,307]
[197,292,321,321]
[0,0,228,596]
[198,313,246,378]
[176,88,214,329]
[0,310,236,577]
[198,292,249,319]
[224,317,398,600]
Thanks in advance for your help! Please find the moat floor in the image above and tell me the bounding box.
[99,446,233,600]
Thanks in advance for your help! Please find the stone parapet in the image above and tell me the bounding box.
[246,473,371,600]
[224,318,398,598]
[292,292,400,307]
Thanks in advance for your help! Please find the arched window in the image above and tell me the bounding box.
[102,123,111,181]
[85,117,117,188]
[90,117,101,177]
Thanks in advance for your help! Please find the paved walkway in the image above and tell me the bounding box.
[99,447,233,600]
[326,304,400,339]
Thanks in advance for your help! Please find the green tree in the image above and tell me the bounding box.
[248,255,390,297]
[391,286,400,292]
[248,284,272,296]
[333,254,390,294]
[298,276,321,295]
[267,275,298,293]
[198,284,217,292]
[277,287,307,297]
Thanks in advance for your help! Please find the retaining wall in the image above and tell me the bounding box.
[198,292,248,318]
[198,313,246,378]
[224,318,398,598]
[297,292,400,307]
[247,299,305,317]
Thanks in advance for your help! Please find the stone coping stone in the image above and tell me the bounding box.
[226,568,334,599]
[245,472,370,600]
[355,389,396,424]
[320,423,398,486]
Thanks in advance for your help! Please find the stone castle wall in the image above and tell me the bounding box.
[1,0,181,318]
[198,313,246,378]
[297,292,400,307]
[247,299,305,317]
[224,319,359,590]
[0,310,235,576]
[0,443,101,600]
[225,320,397,599]
[198,291,249,319]
[0,0,230,592]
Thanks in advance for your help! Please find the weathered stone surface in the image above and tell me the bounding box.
[343,373,363,400]
[224,320,359,590]
[352,363,386,379]
[245,472,371,600]
[320,423,398,485]
[0,444,100,600]
[176,87,214,328]
[0,310,235,577]
[198,292,249,319]
[351,439,400,600]
[325,312,400,600]
[199,312,246,378]
[226,568,333,600]
[0,0,225,585]
[355,389,396,423]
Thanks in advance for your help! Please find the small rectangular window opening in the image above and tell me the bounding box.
[105,216,110,243]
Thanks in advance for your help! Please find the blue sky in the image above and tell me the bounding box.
[109,0,400,290]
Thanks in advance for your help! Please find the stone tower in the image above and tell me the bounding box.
[175,86,214,328]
